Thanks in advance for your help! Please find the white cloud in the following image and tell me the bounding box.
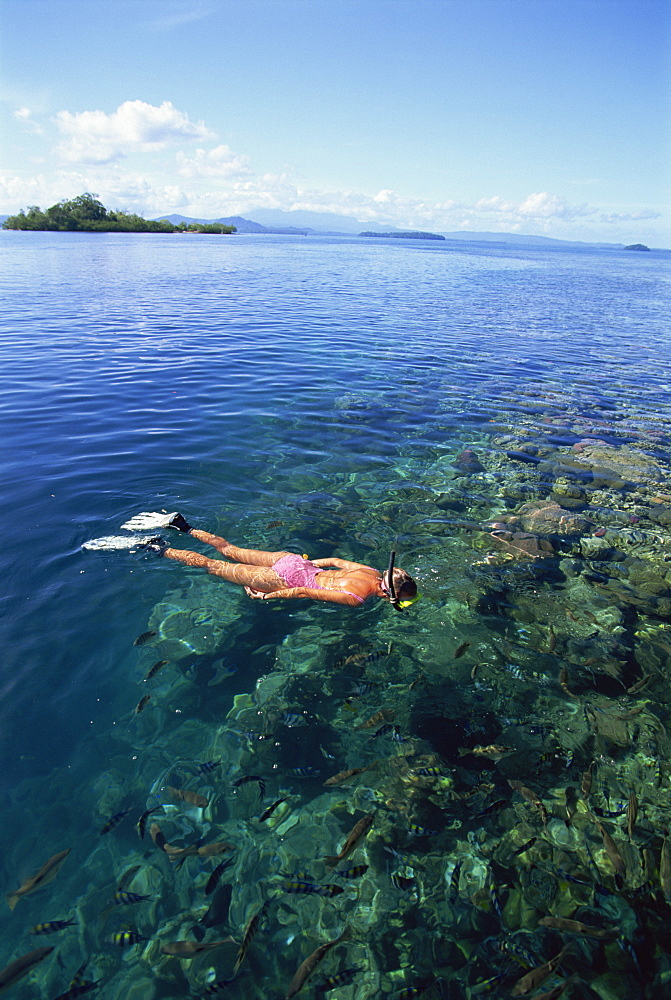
[176,145,252,180]
[600,209,661,223]
[14,107,44,135]
[54,100,215,164]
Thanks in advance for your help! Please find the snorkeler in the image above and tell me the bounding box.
[86,512,419,610]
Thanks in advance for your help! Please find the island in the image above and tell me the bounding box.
[624,244,650,251]
[2,193,236,234]
[359,230,445,241]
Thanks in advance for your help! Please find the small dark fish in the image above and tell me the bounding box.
[449,860,462,896]
[134,694,151,714]
[580,761,595,799]
[391,872,415,890]
[150,822,170,852]
[259,796,290,822]
[233,900,268,974]
[30,919,76,934]
[476,798,507,817]
[335,864,368,879]
[292,766,321,777]
[316,966,364,993]
[99,807,132,835]
[196,759,222,774]
[454,641,471,659]
[358,708,395,730]
[511,837,537,858]
[279,880,344,897]
[143,659,169,681]
[112,891,152,905]
[508,779,548,826]
[412,766,444,777]
[396,978,440,1000]
[232,775,266,798]
[0,947,54,992]
[266,520,284,529]
[565,786,579,826]
[117,864,142,890]
[408,823,438,836]
[110,930,148,946]
[371,723,401,740]
[281,712,306,727]
[205,858,233,896]
[133,630,156,646]
[136,807,160,839]
[627,788,638,840]
[510,946,568,996]
[204,977,237,996]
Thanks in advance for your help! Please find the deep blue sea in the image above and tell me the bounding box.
[1,231,671,998]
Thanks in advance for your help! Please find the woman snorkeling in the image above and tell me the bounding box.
[104,511,420,610]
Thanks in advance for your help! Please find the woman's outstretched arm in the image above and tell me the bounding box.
[251,586,364,606]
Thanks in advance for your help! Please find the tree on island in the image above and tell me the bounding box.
[2,193,236,234]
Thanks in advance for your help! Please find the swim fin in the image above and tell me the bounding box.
[81,534,157,551]
[120,512,178,531]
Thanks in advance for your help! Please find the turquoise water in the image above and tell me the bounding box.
[1,230,671,998]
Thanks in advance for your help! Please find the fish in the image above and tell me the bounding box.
[523,983,571,1000]
[232,775,266,798]
[133,630,156,646]
[134,694,151,714]
[150,823,169,851]
[285,927,350,999]
[371,723,401,740]
[160,939,235,956]
[537,916,617,940]
[580,761,594,800]
[99,808,132,835]
[412,766,444,777]
[0,946,54,992]
[511,837,537,858]
[30,919,76,934]
[6,848,71,910]
[660,836,671,902]
[454,641,471,659]
[110,930,148,946]
[203,978,237,995]
[323,765,372,786]
[334,648,389,670]
[259,797,290,822]
[292,767,321,778]
[325,813,374,868]
[279,881,344,897]
[196,759,222,774]
[558,666,578,699]
[595,819,626,886]
[136,807,160,839]
[509,946,568,996]
[408,823,439,836]
[281,713,306,727]
[205,858,233,896]
[266,520,284,529]
[357,708,395,730]
[458,745,514,761]
[117,864,142,890]
[143,659,169,681]
[164,840,234,863]
[112,891,152,905]
[391,872,415,890]
[508,779,548,825]
[166,786,209,809]
[334,864,369,879]
[564,786,579,826]
[448,860,462,897]
[316,966,364,993]
[233,900,268,973]
[627,788,638,840]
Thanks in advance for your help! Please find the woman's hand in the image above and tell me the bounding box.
[244,586,267,599]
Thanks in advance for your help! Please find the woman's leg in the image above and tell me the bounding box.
[186,529,290,567]
[163,546,282,590]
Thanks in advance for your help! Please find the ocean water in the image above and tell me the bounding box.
[1,230,670,998]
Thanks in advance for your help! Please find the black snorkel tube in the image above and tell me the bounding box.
[385,549,403,611]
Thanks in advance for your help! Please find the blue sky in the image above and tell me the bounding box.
[1,0,669,243]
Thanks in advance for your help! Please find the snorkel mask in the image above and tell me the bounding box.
[383,550,421,611]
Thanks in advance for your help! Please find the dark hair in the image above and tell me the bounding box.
[393,568,417,601]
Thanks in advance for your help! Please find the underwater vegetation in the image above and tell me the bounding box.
[5,385,671,1000]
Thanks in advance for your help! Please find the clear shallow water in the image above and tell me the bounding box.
[1,231,671,998]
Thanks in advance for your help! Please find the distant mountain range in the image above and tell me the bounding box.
[155,210,629,248]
